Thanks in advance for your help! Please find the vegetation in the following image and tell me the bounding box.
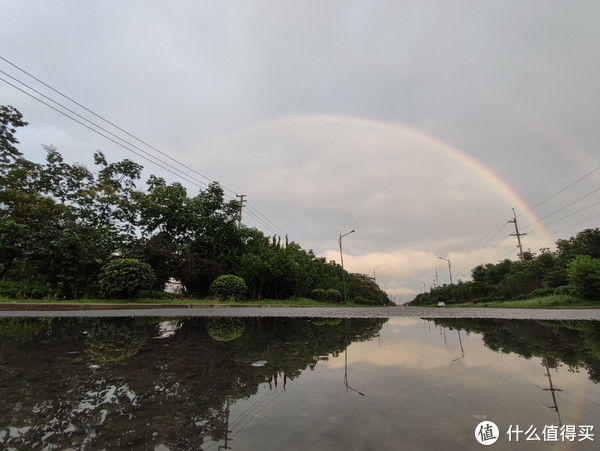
[409,228,600,307]
[98,258,155,298]
[0,296,364,307]
[209,274,247,300]
[0,106,392,305]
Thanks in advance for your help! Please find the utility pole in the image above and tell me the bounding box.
[218,399,233,450]
[435,267,439,287]
[338,229,355,303]
[541,357,562,426]
[236,194,246,226]
[508,208,526,261]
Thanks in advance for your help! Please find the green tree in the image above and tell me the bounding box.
[567,255,600,300]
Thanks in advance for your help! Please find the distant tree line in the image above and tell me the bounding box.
[410,228,600,305]
[0,106,391,304]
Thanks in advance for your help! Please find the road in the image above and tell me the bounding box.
[0,305,598,320]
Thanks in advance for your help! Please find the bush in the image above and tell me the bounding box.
[206,318,246,342]
[85,319,147,364]
[325,288,342,303]
[0,280,55,299]
[527,287,555,298]
[567,255,600,300]
[354,296,375,305]
[99,258,155,299]
[553,285,578,297]
[311,288,326,301]
[210,275,247,300]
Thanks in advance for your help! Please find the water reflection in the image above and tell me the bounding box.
[0,316,598,450]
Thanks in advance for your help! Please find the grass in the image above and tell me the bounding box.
[0,296,363,307]
[449,294,599,309]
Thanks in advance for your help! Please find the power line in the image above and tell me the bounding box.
[524,198,600,233]
[246,202,288,236]
[0,70,220,192]
[551,211,600,235]
[517,156,600,216]
[0,55,238,196]
[525,185,600,227]
[0,76,215,192]
[0,63,292,237]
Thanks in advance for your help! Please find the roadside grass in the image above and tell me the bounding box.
[450,295,599,308]
[0,296,362,307]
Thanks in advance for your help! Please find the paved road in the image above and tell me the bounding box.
[0,306,598,320]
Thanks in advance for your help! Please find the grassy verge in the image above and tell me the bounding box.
[449,295,599,308]
[0,296,362,307]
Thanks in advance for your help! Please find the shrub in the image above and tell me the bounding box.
[527,287,555,298]
[325,288,342,303]
[553,285,578,297]
[567,255,600,300]
[0,280,55,299]
[210,275,247,300]
[311,288,326,301]
[85,319,147,364]
[354,296,375,305]
[99,258,155,299]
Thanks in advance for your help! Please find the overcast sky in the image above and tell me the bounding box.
[2,0,600,300]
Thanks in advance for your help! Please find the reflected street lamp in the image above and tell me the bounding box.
[339,229,355,303]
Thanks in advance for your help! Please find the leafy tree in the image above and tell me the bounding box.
[567,255,600,300]
[0,105,27,164]
[557,228,600,261]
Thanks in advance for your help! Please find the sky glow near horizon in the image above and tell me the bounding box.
[2,0,600,299]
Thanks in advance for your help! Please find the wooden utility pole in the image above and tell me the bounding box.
[236,194,246,225]
[508,208,526,261]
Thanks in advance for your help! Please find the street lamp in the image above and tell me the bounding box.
[339,229,355,303]
[373,266,382,282]
[438,256,453,285]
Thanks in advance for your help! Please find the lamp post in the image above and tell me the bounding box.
[438,256,453,285]
[339,229,355,302]
[373,266,382,282]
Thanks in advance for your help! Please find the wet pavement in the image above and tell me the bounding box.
[0,305,598,320]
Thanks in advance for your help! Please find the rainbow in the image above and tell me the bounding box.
[242,114,554,245]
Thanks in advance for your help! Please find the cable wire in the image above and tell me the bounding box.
[0,63,292,237]
[0,55,239,196]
